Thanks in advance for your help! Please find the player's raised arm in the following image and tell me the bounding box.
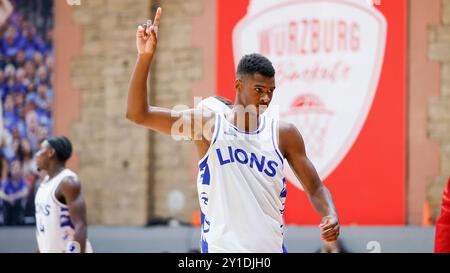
[0,0,13,26]
[279,122,340,242]
[126,8,211,140]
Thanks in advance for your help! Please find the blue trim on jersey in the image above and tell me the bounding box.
[271,120,284,163]
[201,236,209,253]
[230,116,266,135]
[199,156,211,185]
[60,215,75,229]
[200,192,208,206]
[200,210,209,253]
[212,114,221,145]
[280,177,287,198]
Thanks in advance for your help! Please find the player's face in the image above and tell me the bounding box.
[236,73,276,115]
[35,141,52,171]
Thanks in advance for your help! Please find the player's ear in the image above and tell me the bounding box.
[48,147,56,158]
[235,79,242,93]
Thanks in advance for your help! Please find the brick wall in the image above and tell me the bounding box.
[63,0,213,225]
[150,0,206,223]
[69,0,152,225]
[428,0,450,219]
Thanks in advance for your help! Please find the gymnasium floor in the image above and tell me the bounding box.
[0,226,435,253]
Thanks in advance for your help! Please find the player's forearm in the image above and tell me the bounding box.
[126,53,154,123]
[73,224,87,253]
[309,184,338,219]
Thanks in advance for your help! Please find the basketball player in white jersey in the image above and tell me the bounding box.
[34,136,93,253]
[127,8,339,252]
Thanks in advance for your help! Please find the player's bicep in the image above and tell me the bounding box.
[60,178,87,227]
[282,124,322,195]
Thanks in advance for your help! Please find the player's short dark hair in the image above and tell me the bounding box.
[214,96,233,108]
[236,53,275,78]
[47,136,73,163]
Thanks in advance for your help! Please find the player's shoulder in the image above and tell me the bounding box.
[55,170,82,199]
[277,120,305,153]
[60,170,81,188]
[278,120,299,135]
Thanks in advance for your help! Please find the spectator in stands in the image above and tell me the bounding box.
[0,0,54,225]
[3,94,17,129]
[0,159,29,225]
[17,137,37,184]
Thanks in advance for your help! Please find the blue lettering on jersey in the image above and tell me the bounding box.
[216,146,279,177]
[264,160,279,177]
[217,148,230,165]
[234,149,248,164]
[250,153,265,172]
[36,203,51,216]
[228,146,235,163]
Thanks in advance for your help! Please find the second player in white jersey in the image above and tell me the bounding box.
[35,168,93,253]
[34,136,92,253]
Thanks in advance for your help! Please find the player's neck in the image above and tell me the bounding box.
[47,163,66,180]
[229,106,261,132]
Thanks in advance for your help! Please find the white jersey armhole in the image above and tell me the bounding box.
[198,113,222,166]
[271,118,285,166]
[51,174,77,209]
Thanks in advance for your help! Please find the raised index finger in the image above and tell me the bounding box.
[153,7,162,27]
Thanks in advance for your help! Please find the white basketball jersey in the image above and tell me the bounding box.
[197,113,287,253]
[35,168,93,253]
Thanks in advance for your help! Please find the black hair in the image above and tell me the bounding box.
[214,96,233,108]
[236,53,275,78]
[47,136,73,163]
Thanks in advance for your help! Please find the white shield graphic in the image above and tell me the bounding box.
[233,0,387,189]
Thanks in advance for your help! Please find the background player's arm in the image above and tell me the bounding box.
[10,185,29,200]
[0,189,13,204]
[280,122,340,242]
[57,177,88,253]
[126,8,213,140]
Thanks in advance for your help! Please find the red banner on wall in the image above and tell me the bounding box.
[217,0,406,225]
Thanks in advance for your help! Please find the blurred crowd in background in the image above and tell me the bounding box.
[0,0,53,226]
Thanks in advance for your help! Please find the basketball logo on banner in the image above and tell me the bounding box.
[233,0,387,190]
